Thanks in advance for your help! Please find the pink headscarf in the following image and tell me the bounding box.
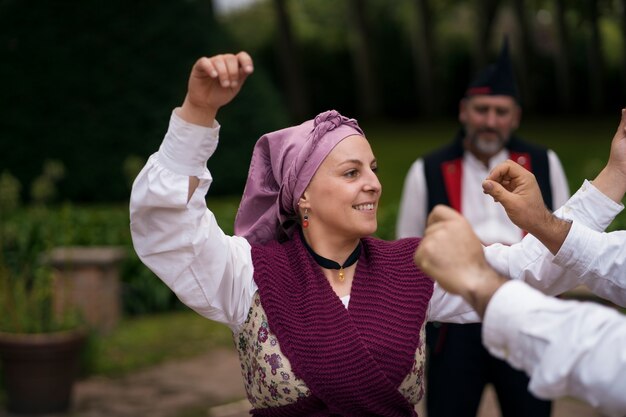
[234,110,364,245]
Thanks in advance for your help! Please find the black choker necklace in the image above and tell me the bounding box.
[300,233,362,282]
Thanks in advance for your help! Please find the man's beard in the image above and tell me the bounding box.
[468,129,508,155]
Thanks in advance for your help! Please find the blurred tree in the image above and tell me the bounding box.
[511,0,537,110]
[622,0,626,99]
[473,0,502,70]
[347,0,382,118]
[410,0,438,117]
[206,0,216,21]
[554,0,574,112]
[586,0,605,113]
[206,0,622,119]
[272,0,310,120]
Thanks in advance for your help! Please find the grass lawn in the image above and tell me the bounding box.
[91,114,625,377]
[86,309,234,376]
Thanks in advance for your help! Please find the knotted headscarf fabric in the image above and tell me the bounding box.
[234,110,364,245]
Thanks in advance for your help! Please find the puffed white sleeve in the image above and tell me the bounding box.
[483,281,626,417]
[130,110,257,333]
[427,283,481,323]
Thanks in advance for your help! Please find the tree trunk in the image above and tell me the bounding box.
[411,0,436,117]
[586,0,604,113]
[474,0,501,71]
[273,0,309,121]
[587,0,604,113]
[622,0,626,100]
[347,0,381,118]
[511,0,535,110]
[205,0,215,22]
[554,0,573,112]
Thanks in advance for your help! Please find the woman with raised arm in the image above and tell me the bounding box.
[131,52,477,416]
[130,52,622,416]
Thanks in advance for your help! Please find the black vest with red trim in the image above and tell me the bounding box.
[423,130,555,213]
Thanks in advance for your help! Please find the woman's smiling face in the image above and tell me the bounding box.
[300,135,381,239]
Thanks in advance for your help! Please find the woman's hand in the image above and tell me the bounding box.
[179,52,254,126]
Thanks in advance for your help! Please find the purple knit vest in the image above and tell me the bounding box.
[250,231,434,417]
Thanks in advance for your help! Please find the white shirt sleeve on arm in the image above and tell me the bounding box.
[484,180,624,295]
[130,110,257,333]
[396,159,428,239]
[553,221,626,306]
[483,281,626,417]
[556,180,623,230]
[427,283,481,324]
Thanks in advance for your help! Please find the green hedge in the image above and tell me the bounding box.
[0,0,287,203]
[2,198,241,317]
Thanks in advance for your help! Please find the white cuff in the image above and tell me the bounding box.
[552,221,593,270]
[158,110,221,177]
[555,180,623,231]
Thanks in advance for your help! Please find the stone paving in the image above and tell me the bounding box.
[0,347,603,417]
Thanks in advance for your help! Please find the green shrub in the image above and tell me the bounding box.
[0,164,82,334]
[22,204,179,315]
[4,195,242,317]
[0,219,82,333]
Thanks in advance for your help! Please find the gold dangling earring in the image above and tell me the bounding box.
[303,208,309,228]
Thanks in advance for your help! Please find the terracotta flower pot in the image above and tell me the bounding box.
[0,328,86,414]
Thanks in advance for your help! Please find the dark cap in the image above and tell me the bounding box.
[465,38,519,101]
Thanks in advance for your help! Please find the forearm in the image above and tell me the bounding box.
[428,261,507,321]
[592,165,626,204]
[527,179,624,255]
[177,98,218,127]
[525,212,572,255]
[464,266,507,318]
[485,235,580,297]
[188,176,200,202]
